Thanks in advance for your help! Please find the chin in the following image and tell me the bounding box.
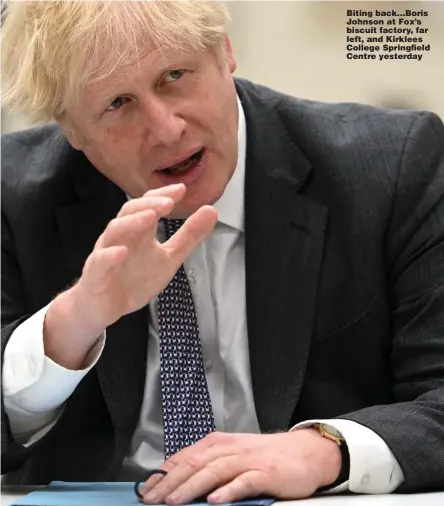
[174,199,214,218]
[186,181,226,211]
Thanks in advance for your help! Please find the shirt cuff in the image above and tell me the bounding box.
[291,419,405,494]
[2,303,105,412]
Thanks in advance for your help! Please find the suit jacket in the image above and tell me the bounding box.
[2,79,444,491]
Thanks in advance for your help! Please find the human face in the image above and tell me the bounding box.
[62,37,238,217]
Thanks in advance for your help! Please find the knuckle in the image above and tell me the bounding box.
[120,201,133,215]
[205,461,225,480]
[165,455,180,468]
[219,431,236,444]
[204,431,237,448]
[205,431,225,443]
[187,226,201,245]
[143,188,155,197]
[94,232,106,250]
[162,196,174,207]
[147,197,165,210]
[239,474,254,488]
[185,456,204,472]
[260,458,277,475]
[83,253,94,273]
[147,196,172,211]
[239,472,263,493]
[106,218,120,234]
[135,211,146,225]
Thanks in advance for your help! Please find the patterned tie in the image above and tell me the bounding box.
[158,219,216,459]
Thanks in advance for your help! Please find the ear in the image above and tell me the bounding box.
[57,113,85,151]
[224,35,237,74]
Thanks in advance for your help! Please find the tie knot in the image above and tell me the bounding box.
[163,218,185,239]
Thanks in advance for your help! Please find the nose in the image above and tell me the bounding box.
[140,96,186,148]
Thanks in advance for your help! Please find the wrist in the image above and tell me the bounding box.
[305,427,344,489]
[311,424,350,491]
[43,285,106,369]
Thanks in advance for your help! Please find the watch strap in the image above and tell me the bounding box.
[316,436,350,493]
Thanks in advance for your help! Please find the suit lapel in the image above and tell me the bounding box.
[56,154,148,440]
[239,82,328,433]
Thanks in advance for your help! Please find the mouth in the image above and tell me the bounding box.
[156,149,204,175]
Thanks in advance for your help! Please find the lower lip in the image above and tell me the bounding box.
[155,150,207,186]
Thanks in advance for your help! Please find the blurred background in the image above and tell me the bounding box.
[2,0,443,133]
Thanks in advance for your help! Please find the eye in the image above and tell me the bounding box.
[105,96,131,112]
[163,69,186,84]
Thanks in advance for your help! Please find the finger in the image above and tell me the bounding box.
[163,205,218,264]
[97,209,158,249]
[143,434,237,503]
[117,196,175,218]
[207,470,267,504]
[139,470,168,498]
[143,183,186,201]
[142,473,167,495]
[160,430,231,472]
[162,455,246,505]
[83,246,128,286]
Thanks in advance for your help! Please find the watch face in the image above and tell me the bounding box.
[322,424,343,439]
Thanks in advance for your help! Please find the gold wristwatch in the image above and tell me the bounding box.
[315,423,345,445]
[314,423,350,492]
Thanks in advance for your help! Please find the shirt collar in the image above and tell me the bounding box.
[212,95,246,233]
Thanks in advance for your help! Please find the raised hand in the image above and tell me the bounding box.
[43,183,218,369]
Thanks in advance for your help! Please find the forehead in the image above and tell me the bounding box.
[77,46,193,106]
[64,1,220,96]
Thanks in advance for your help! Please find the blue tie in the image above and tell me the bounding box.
[158,219,216,459]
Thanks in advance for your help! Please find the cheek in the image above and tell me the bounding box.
[105,123,140,153]
[86,123,147,172]
[206,80,236,128]
[83,123,143,177]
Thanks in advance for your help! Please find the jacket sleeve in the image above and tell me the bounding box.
[336,112,444,492]
[1,208,36,472]
[1,209,105,474]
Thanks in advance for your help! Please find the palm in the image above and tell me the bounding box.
[78,188,217,329]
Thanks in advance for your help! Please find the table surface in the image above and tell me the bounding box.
[2,489,444,506]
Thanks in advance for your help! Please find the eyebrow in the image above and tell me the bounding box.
[85,51,198,115]
[90,63,177,106]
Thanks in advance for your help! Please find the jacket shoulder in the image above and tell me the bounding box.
[236,77,442,186]
[1,124,78,210]
[236,76,440,146]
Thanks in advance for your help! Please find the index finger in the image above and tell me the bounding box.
[143,183,186,203]
[163,205,218,265]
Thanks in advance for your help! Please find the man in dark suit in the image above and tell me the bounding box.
[1,1,444,502]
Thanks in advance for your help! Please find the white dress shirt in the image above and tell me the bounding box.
[2,97,404,494]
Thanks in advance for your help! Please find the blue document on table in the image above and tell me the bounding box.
[11,481,276,506]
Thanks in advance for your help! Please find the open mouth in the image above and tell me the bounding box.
[159,149,204,175]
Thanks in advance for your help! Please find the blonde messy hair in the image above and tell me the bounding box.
[1,1,230,123]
